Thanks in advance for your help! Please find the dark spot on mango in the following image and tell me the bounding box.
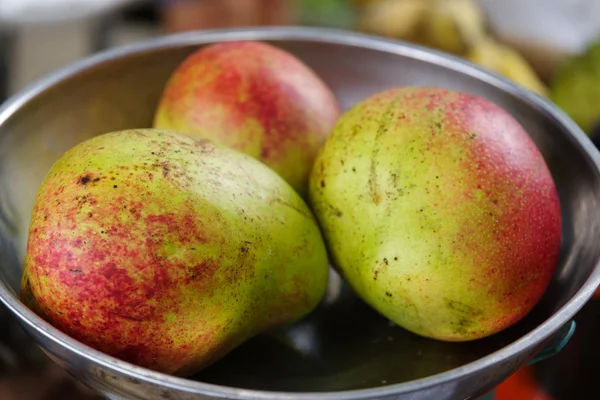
[79,176,90,185]
[114,185,118,188]
[447,299,482,316]
[386,292,393,297]
[326,203,343,218]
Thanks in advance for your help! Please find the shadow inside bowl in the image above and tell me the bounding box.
[194,269,534,392]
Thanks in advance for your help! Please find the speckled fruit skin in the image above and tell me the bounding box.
[309,87,562,341]
[21,129,329,376]
[153,40,341,198]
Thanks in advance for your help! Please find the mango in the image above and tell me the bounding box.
[21,129,329,375]
[153,41,341,197]
[309,86,561,341]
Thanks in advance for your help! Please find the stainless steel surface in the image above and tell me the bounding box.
[0,28,13,101]
[0,27,599,400]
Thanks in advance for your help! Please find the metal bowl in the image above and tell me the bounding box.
[0,27,599,400]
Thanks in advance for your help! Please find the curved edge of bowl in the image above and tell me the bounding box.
[0,26,599,400]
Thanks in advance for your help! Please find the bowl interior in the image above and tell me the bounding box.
[0,32,599,393]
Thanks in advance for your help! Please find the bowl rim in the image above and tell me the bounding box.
[1,26,599,399]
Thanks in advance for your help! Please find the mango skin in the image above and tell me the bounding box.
[21,129,329,376]
[309,87,562,341]
[153,41,341,198]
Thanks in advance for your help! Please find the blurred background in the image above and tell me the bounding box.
[1,0,600,399]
